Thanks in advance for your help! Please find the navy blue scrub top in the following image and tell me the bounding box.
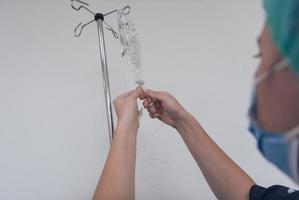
[250,185,299,199]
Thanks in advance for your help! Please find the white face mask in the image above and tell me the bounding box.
[248,59,299,183]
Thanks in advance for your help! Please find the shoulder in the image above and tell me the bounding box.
[250,184,299,200]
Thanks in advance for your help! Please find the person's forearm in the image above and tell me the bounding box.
[93,123,137,200]
[176,112,255,200]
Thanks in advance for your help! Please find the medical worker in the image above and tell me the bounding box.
[93,0,299,199]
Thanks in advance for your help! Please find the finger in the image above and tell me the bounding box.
[147,96,158,105]
[145,89,163,100]
[127,88,139,98]
[148,101,156,108]
[138,86,146,100]
[131,86,145,99]
[149,113,156,119]
[148,97,161,108]
[150,113,161,119]
[139,90,147,100]
[149,106,156,114]
[143,99,149,108]
[136,85,144,93]
[157,115,163,121]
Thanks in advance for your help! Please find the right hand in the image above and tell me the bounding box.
[141,89,188,129]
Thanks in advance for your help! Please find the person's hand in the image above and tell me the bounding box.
[113,86,145,132]
[141,90,188,129]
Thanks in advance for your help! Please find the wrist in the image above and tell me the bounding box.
[175,111,195,133]
[113,122,138,146]
[117,119,139,134]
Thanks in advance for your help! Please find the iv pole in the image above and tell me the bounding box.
[71,1,126,143]
[96,15,114,144]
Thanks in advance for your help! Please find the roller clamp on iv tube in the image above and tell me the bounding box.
[71,0,132,144]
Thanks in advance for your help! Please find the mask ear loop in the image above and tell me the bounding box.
[284,125,299,183]
[284,125,299,140]
[250,59,289,130]
[254,59,289,86]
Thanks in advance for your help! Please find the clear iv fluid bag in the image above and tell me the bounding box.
[118,6,144,85]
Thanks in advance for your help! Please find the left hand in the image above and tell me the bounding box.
[113,86,145,132]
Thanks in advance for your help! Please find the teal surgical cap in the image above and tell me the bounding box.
[264,0,299,75]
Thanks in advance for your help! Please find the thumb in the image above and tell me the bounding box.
[146,89,163,100]
[131,86,145,99]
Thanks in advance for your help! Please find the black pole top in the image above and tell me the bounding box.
[95,13,104,21]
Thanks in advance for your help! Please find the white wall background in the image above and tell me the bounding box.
[0,0,297,199]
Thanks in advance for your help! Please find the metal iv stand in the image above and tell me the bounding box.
[71,0,131,143]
